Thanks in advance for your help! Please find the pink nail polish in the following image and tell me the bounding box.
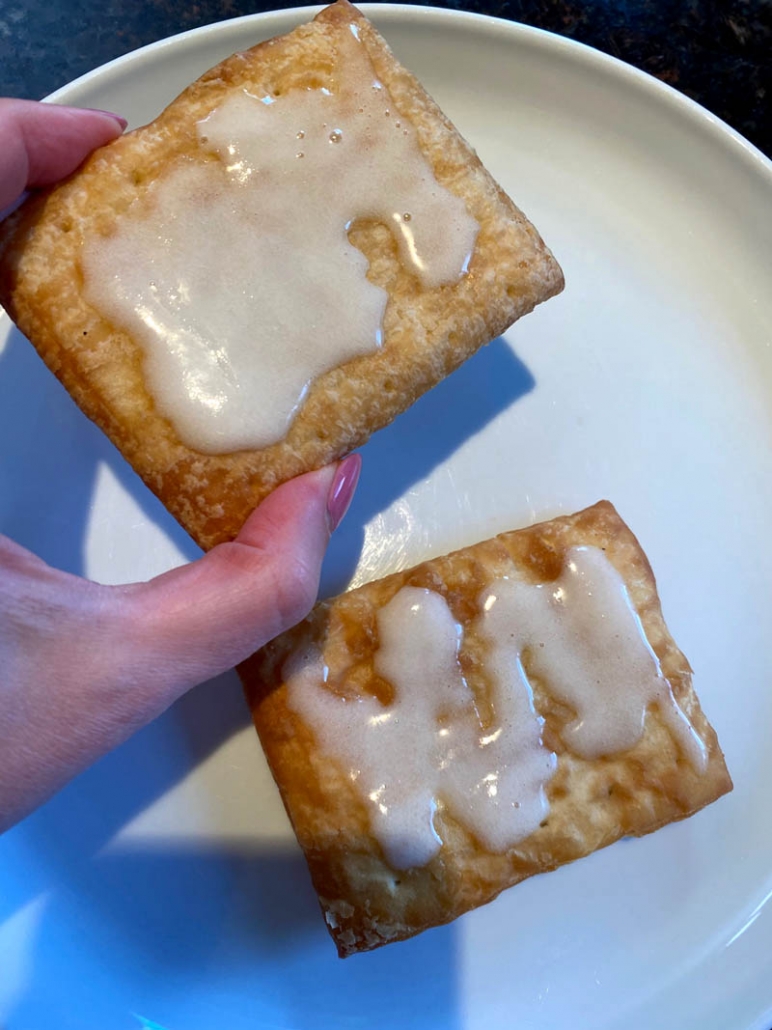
[91,109,128,130]
[327,454,361,533]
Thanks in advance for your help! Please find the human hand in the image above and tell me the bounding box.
[0,100,361,833]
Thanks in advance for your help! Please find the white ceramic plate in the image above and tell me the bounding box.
[1,6,772,1029]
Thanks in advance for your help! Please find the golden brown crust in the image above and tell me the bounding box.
[240,501,732,957]
[0,0,563,551]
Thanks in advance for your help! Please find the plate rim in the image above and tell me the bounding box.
[42,2,772,189]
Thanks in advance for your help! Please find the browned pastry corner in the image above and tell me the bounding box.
[240,501,732,957]
[0,0,563,551]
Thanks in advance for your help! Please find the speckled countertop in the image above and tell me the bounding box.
[1,0,770,156]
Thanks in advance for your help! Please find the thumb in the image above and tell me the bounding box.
[125,455,361,699]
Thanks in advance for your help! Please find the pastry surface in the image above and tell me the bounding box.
[241,501,732,957]
[0,0,563,550]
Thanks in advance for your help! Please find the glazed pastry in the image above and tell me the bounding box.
[0,0,563,550]
[241,501,732,956]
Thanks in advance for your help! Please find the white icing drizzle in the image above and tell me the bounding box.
[286,547,708,871]
[479,546,707,772]
[81,24,479,454]
[286,587,555,871]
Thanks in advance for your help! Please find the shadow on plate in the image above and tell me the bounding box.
[3,676,461,1028]
[321,335,535,595]
[6,840,461,1030]
[0,670,253,924]
[0,325,199,574]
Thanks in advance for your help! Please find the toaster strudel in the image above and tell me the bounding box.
[0,0,563,550]
[241,501,732,956]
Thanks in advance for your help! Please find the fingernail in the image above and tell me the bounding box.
[91,109,128,130]
[327,454,361,533]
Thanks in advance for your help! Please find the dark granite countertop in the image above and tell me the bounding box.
[1,0,770,157]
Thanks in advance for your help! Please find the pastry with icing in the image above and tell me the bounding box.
[0,0,563,550]
[242,501,732,956]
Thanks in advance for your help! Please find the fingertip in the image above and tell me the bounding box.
[48,103,127,151]
[85,108,128,131]
[235,464,334,548]
[237,455,362,550]
[0,99,127,210]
